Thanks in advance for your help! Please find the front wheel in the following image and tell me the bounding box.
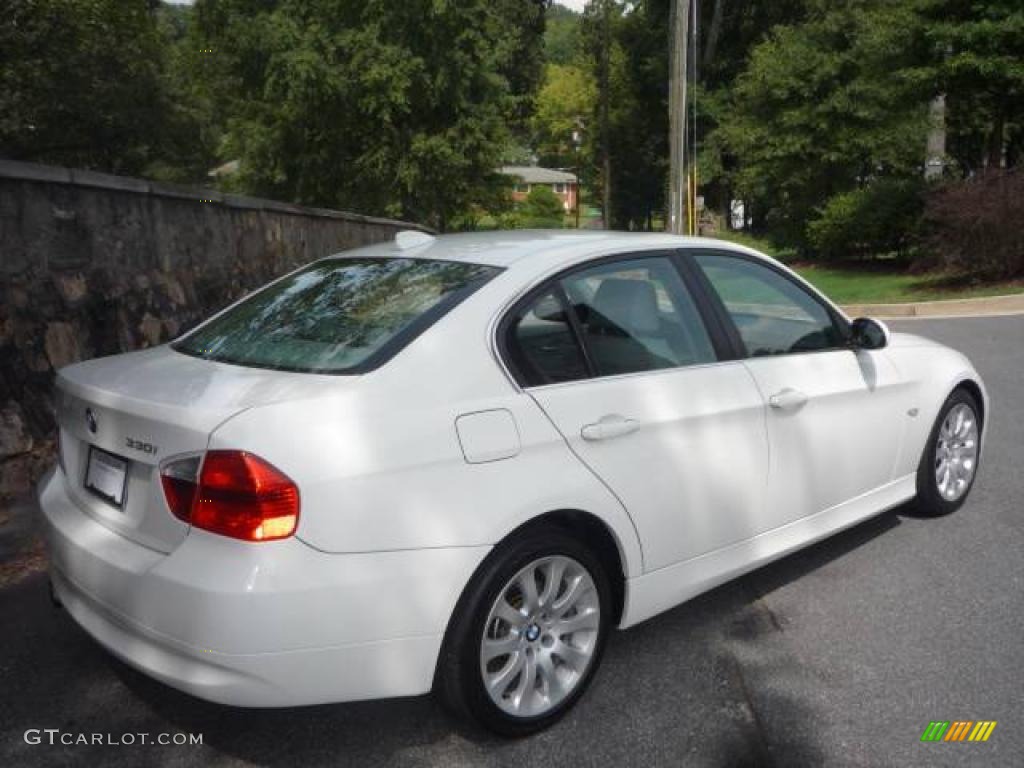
[436,526,612,736]
[914,388,982,516]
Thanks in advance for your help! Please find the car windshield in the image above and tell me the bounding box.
[173,257,500,373]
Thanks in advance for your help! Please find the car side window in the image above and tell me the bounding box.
[694,253,846,357]
[561,256,717,377]
[506,290,589,386]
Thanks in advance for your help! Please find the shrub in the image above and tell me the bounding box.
[518,186,565,229]
[806,179,925,261]
[922,169,1024,280]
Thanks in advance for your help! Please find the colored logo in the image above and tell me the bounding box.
[921,721,997,743]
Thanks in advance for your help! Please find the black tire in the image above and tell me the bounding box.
[913,387,982,516]
[435,524,612,737]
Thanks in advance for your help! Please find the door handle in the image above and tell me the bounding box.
[581,415,640,441]
[769,388,809,411]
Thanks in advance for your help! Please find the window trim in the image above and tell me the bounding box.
[684,249,852,360]
[496,250,732,388]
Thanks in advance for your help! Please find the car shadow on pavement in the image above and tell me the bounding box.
[1,505,905,768]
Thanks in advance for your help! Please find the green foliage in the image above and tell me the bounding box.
[806,180,925,260]
[544,3,582,66]
[714,0,930,252]
[532,64,595,168]
[0,0,170,174]
[578,0,669,230]
[483,0,551,130]
[197,0,543,230]
[604,0,670,230]
[921,0,1024,172]
[519,185,565,227]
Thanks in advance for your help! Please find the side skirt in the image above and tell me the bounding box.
[619,474,916,628]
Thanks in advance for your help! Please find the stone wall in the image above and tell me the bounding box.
[0,159,429,499]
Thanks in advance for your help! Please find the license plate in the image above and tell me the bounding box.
[85,446,129,508]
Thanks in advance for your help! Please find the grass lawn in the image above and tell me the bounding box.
[709,232,1024,305]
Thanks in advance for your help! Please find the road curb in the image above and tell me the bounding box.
[841,292,1024,319]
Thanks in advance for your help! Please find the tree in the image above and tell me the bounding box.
[711,0,931,253]
[492,0,552,129]
[197,0,545,230]
[544,3,583,66]
[608,0,670,230]
[921,0,1024,173]
[576,1,670,231]
[519,185,565,227]
[0,0,171,174]
[532,64,595,169]
[695,0,809,226]
[583,0,616,227]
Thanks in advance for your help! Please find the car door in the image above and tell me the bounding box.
[690,251,908,522]
[499,252,769,572]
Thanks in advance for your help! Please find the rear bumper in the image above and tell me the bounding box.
[39,467,490,707]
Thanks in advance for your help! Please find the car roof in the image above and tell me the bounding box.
[328,230,766,270]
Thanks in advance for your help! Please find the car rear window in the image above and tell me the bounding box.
[173,257,500,373]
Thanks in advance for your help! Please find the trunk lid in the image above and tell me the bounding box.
[55,345,345,552]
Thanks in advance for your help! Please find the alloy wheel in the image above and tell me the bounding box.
[934,402,979,502]
[479,555,601,718]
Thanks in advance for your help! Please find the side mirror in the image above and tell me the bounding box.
[850,317,890,350]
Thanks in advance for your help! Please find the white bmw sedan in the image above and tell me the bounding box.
[40,231,986,735]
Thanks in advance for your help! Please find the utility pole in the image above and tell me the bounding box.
[573,127,582,228]
[597,0,613,229]
[668,0,691,234]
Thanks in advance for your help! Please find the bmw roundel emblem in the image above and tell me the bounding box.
[85,408,97,434]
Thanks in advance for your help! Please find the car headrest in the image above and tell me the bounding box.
[590,278,661,336]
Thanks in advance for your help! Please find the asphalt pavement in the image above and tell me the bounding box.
[1,315,1021,767]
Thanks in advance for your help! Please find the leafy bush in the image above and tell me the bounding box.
[516,186,565,228]
[806,179,925,261]
[922,169,1024,280]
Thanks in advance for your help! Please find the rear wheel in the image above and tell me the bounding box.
[436,526,611,736]
[914,388,982,516]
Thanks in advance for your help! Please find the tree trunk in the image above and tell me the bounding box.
[987,109,1006,169]
[924,94,946,180]
[702,0,725,73]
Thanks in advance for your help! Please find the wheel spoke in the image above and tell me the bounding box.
[554,608,600,636]
[552,639,590,673]
[493,599,525,628]
[482,633,519,663]
[518,570,540,614]
[536,652,564,703]
[552,573,588,618]
[538,558,565,609]
[511,651,538,712]
[487,651,524,695]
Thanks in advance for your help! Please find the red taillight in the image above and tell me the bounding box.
[160,451,299,542]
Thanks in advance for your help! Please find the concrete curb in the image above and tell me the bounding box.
[841,292,1024,319]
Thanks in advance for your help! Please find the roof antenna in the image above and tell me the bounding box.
[395,230,436,250]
